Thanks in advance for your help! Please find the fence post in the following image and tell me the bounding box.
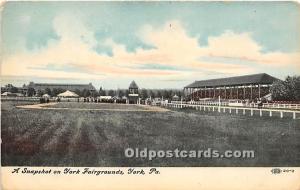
[243,109,245,115]
[293,112,296,119]
[280,111,283,118]
[223,107,226,113]
[269,111,272,117]
[236,109,238,114]
[259,110,262,117]
[251,109,253,116]
[229,108,232,113]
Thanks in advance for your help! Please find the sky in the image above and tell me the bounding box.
[1,1,300,89]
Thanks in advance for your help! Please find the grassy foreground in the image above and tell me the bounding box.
[1,101,300,166]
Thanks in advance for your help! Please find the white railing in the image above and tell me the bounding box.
[161,102,300,120]
[170,100,300,110]
[262,103,300,110]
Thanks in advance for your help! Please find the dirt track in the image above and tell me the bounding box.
[16,102,170,112]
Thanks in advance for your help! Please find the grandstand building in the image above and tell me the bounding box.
[25,82,96,96]
[184,73,279,101]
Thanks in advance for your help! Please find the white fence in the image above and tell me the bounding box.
[161,102,300,120]
[170,100,300,110]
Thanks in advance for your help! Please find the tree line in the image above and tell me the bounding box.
[27,87,183,100]
[12,75,300,101]
[270,75,300,101]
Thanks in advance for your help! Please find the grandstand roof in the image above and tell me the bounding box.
[27,82,96,91]
[129,81,139,89]
[185,73,279,88]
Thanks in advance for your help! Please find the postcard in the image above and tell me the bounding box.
[1,1,300,189]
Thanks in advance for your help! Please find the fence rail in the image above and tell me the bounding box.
[162,102,300,120]
[170,100,300,110]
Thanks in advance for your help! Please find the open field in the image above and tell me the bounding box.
[1,101,300,166]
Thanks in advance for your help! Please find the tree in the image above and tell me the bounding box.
[27,87,35,97]
[93,91,99,97]
[82,89,91,97]
[177,90,183,98]
[156,90,162,98]
[162,90,170,99]
[271,75,300,101]
[45,88,52,96]
[36,90,43,97]
[140,89,148,99]
[10,87,19,93]
[108,90,115,97]
[149,90,155,99]
[52,88,64,97]
[74,89,82,97]
[118,89,125,98]
[99,87,106,96]
[124,89,129,97]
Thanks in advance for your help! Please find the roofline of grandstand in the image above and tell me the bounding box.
[184,73,280,88]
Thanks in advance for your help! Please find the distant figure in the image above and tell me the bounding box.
[257,99,263,109]
[40,98,44,104]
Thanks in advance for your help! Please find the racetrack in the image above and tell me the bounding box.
[2,101,300,166]
[16,102,169,112]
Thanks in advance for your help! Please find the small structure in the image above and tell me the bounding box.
[1,92,12,96]
[99,96,112,101]
[42,94,50,98]
[1,92,24,97]
[172,94,180,101]
[41,93,50,103]
[128,81,139,104]
[57,90,79,98]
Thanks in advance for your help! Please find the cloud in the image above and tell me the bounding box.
[1,14,299,84]
[202,31,300,67]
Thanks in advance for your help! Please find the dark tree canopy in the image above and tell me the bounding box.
[271,75,300,101]
[27,87,35,97]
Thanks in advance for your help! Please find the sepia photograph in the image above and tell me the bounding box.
[1,1,300,170]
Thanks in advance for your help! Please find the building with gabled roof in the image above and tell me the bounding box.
[184,73,280,100]
[24,82,96,96]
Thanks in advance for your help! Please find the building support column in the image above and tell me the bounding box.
[258,84,261,99]
[214,88,216,98]
[250,85,253,100]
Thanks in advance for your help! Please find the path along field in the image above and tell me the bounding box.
[1,101,300,166]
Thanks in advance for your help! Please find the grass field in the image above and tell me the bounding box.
[1,101,300,166]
